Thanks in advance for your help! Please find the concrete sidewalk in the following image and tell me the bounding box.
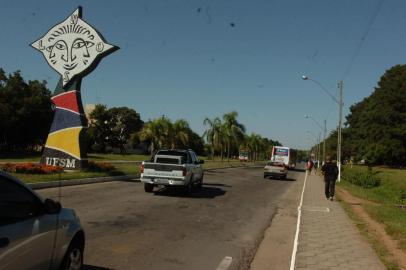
[294,172,385,270]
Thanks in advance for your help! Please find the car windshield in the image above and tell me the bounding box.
[156,151,188,163]
[1,2,404,270]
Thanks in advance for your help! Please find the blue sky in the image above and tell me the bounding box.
[1,0,405,149]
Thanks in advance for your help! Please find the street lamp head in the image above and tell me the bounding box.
[301,75,308,80]
[304,114,309,118]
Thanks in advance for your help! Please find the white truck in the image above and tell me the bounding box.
[140,149,204,194]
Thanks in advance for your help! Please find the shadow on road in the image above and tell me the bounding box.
[290,168,306,172]
[205,170,226,174]
[154,186,226,199]
[84,265,112,270]
[204,183,232,188]
[264,177,296,182]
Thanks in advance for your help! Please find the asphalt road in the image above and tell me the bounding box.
[38,166,303,270]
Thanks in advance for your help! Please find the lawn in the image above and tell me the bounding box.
[338,165,406,251]
[6,159,261,184]
[339,165,406,204]
[13,162,139,184]
[87,153,150,161]
[0,153,150,163]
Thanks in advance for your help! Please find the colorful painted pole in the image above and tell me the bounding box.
[31,7,118,169]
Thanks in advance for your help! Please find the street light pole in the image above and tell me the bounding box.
[305,114,326,165]
[323,119,326,165]
[318,132,321,169]
[306,130,320,167]
[302,75,343,182]
[337,81,343,182]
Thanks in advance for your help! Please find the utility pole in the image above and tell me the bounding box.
[338,81,343,182]
[323,119,326,165]
[317,132,321,169]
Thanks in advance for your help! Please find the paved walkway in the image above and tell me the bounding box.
[294,172,385,270]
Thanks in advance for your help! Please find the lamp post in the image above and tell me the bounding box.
[306,130,321,169]
[302,75,343,182]
[305,115,327,165]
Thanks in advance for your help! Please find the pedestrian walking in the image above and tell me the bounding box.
[306,159,314,174]
[313,160,318,175]
[321,156,339,201]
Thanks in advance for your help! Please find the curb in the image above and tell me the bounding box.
[28,164,265,190]
[29,174,139,190]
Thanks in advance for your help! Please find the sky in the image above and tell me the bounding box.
[1,0,405,150]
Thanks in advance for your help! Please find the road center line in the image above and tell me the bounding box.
[289,170,308,270]
[216,256,233,270]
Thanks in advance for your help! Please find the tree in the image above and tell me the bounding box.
[170,119,190,149]
[241,133,282,161]
[108,107,143,153]
[88,104,110,152]
[138,117,168,156]
[203,117,223,159]
[88,105,143,153]
[345,64,406,165]
[243,133,262,162]
[222,111,246,161]
[0,70,53,153]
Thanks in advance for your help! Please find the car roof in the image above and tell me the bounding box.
[0,170,44,201]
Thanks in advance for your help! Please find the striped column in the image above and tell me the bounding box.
[40,79,88,169]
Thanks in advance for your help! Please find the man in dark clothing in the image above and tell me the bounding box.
[321,156,339,201]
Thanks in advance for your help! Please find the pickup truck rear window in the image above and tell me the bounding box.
[156,151,189,163]
[156,157,180,164]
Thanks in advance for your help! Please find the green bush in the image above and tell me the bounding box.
[342,169,381,188]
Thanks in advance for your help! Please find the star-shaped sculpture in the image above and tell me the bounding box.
[31,7,118,87]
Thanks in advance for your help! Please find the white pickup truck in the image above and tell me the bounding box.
[140,149,204,194]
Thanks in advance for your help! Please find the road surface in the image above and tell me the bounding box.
[38,166,303,270]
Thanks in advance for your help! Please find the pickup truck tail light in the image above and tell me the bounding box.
[182,167,187,176]
[140,164,144,174]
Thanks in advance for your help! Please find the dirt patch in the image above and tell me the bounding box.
[337,187,406,269]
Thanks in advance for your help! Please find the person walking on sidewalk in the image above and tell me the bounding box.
[306,159,314,174]
[321,156,339,201]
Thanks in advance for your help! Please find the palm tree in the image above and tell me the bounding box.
[171,119,190,148]
[222,111,246,161]
[203,117,222,160]
[244,133,262,162]
[138,117,168,156]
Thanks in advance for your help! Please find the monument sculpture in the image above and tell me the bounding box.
[31,7,118,169]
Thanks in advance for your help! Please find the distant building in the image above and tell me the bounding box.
[85,104,96,125]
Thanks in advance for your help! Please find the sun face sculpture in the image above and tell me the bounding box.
[31,7,117,86]
[31,7,118,170]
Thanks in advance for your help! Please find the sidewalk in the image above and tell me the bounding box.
[294,172,385,270]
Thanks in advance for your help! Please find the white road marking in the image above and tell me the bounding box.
[302,206,330,212]
[289,170,308,270]
[216,256,232,270]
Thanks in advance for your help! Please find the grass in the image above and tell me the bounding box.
[0,153,150,163]
[1,153,265,163]
[13,162,139,184]
[364,204,406,251]
[340,165,406,204]
[0,154,41,163]
[87,153,150,161]
[338,165,406,252]
[339,200,401,270]
[6,158,261,184]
